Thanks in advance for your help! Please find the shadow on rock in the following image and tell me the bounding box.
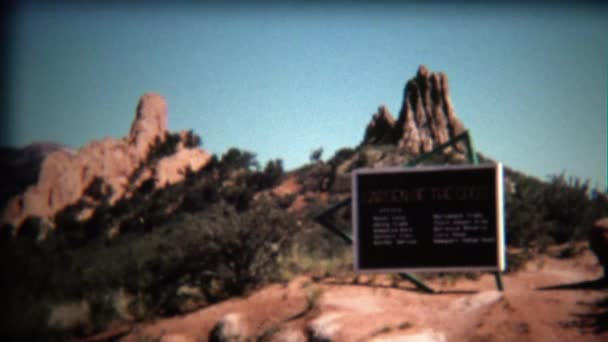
[536,276,608,291]
[565,297,608,334]
[320,277,477,295]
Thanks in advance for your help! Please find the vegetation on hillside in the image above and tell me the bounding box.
[505,170,607,248]
[1,137,607,340]
[0,141,292,340]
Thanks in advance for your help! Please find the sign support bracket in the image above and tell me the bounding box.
[314,130,504,293]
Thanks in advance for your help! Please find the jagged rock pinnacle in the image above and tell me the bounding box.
[363,65,466,154]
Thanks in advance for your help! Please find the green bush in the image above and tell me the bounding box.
[328,147,356,168]
[260,158,284,188]
[542,174,593,243]
[219,148,260,175]
[505,171,607,252]
[1,199,299,338]
[147,132,181,162]
[310,147,324,163]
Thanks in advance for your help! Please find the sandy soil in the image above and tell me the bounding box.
[101,245,607,342]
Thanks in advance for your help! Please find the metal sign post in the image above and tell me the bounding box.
[314,130,504,293]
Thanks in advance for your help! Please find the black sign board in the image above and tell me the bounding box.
[353,163,505,272]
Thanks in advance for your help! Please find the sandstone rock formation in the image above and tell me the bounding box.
[362,105,397,145]
[363,65,466,154]
[1,93,212,234]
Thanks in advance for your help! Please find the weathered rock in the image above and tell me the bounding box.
[589,217,608,277]
[160,334,192,342]
[153,147,210,187]
[209,313,251,342]
[1,93,212,235]
[369,330,446,342]
[306,312,344,342]
[363,65,466,155]
[128,93,169,158]
[364,106,398,145]
[272,329,307,342]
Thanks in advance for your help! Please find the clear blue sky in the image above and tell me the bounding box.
[3,2,607,189]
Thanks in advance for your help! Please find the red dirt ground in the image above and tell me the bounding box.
[106,245,607,341]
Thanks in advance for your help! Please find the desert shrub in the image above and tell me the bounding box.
[75,200,298,305]
[310,147,324,163]
[260,158,284,188]
[147,132,181,161]
[274,198,353,279]
[278,239,352,280]
[505,249,534,273]
[505,171,607,253]
[1,196,300,338]
[277,193,297,209]
[240,158,285,192]
[219,148,260,174]
[0,228,83,340]
[542,174,595,242]
[182,129,202,148]
[329,147,357,167]
[191,201,298,296]
[219,183,254,211]
[505,174,548,248]
[180,179,220,212]
[297,162,334,192]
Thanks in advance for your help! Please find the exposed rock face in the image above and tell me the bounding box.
[129,93,169,157]
[363,105,397,145]
[363,65,466,154]
[2,93,212,234]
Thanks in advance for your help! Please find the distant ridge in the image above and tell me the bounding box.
[0,142,70,210]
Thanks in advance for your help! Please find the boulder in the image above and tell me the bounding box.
[209,313,251,342]
[306,312,344,342]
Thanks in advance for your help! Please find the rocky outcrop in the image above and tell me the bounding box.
[363,65,466,155]
[2,93,212,234]
[128,93,170,157]
[363,105,398,145]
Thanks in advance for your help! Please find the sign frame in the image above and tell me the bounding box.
[352,163,505,273]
